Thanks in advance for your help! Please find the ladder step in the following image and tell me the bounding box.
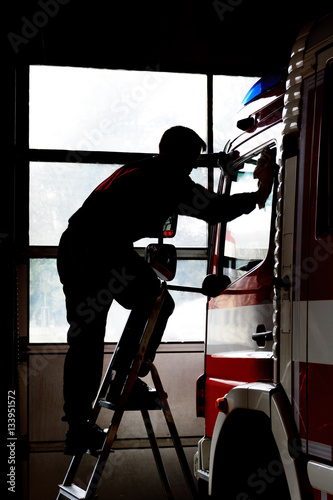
[99,397,163,411]
[58,484,86,500]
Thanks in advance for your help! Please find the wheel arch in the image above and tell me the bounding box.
[208,383,313,499]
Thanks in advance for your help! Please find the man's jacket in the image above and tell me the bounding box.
[67,155,257,257]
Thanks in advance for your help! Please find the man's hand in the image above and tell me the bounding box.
[253,147,274,209]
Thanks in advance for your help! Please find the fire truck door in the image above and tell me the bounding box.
[204,148,277,436]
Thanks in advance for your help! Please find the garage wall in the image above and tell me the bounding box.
[20,343,204,499]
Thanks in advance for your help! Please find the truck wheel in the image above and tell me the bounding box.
[198,478,209,499]
[210,409,291,500]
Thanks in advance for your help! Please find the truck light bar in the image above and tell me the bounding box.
[242,69,285,106]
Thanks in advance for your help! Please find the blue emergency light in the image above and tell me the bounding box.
[242,70,285,106]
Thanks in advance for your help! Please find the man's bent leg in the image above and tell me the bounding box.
[105,250,172,402]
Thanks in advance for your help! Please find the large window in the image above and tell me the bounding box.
[28,66,257,343]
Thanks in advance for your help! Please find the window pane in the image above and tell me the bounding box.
[108,288,206,342]
[223,153,273,283]
[29,66,207,153]
[172,260,207,288]
[172,166,208,247]
[29,163,118,246]
[135,166,208,247]
[30,259,68,342]
[163,291,206,342]
[29,258,129,343]
[29,259,205,343]
[31,162,209,248]
[213,75,258,151]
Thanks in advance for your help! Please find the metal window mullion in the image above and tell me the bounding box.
[207,73,214,273]
[29,149,220,166]
[16,64,30,258]
[28,149,152,165]
[29,246,208,260]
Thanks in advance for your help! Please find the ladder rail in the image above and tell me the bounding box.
[141,409,174,500]
[149,360,198,500]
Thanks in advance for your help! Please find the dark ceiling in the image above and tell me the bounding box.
[5,0,333,76]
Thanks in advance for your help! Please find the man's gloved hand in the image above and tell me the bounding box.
[253,147,274,209]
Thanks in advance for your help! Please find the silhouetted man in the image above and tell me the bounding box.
[57,126,273,455]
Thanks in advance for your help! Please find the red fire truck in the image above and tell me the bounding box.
[194,12,333,500]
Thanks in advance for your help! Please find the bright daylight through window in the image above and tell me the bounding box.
[29,65,257,343]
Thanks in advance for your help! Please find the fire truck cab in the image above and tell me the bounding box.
[194,13,333,500]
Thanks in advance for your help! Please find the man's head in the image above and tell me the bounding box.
[159,126,206,172]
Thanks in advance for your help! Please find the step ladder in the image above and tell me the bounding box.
[57,284,198,500]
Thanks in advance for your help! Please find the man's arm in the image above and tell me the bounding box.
[177,181,258,223]
[177,147,274,223]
